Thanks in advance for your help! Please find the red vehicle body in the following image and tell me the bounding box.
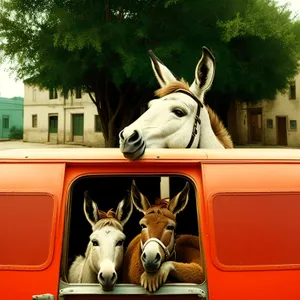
[1,148,300,300]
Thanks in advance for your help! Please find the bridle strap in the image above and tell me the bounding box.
[141,238,175,261]
[174,89,202,149]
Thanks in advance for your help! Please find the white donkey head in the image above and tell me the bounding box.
[119,47,232,160]
[83,190,133,291]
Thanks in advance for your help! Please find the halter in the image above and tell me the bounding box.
[141,237,176,262]
[174,89,203,148]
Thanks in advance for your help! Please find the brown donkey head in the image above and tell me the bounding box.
[130,180,190,273]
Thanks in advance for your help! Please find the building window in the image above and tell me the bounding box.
[290,120,297,130]
[2,116,9,129]
[266,119,273,128]
[95,115,102,132]
[75,87,82,99]
[32,115,38,128]
[49,88,58,100]
[289,81,296,100]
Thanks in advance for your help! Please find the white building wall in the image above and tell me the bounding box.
[23,85,105,147]
[231,71,300,147]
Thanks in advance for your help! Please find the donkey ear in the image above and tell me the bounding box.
[190,47,215,102]
[148,50,177,88]
[168,182,190,216]
[116,190,134,226]
[130,180,151,214]
[84,191,99,227]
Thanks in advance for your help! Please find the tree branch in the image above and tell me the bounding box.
[105,81,113,120]
[87,90,97,105]
[119,7,124,22]
[105,0,110,22]
[111,83,132,125]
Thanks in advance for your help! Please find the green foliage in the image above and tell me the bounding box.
[10,96,23,101]
[1,0,300,144]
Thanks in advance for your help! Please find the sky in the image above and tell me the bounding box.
[0,0,299,99]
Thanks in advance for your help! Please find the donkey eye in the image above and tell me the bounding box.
[172,109,186,118]
[166,225,175,230]
[92,240,99,246]
[116,240,124,247]
[141,224,147,229]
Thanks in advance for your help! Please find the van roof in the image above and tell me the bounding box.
[0,148,299,161]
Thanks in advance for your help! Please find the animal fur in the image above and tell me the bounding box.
[155,80,233,149]
[122,195,204,289]
[122,233,204,284]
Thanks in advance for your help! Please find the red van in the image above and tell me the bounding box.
[1,148,300,300]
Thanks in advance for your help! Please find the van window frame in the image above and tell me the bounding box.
[60,172,207,297]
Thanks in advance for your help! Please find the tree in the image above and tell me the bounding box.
[208,0,300,124]
[0,0,300,145]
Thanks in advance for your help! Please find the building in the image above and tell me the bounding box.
[228,72,300,147]
[23,85,105,146]
[0,97,23,139]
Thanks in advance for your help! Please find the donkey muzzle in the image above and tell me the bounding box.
[141,251,162,273]
[98,269,117,291]
[119,129,146,160]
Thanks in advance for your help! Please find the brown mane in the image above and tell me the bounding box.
[154,197,170,207]
[154,80,233,148]
[206,106,233,148]
[144,198,176,221]
[155,79,190,98]
[98,208,117,219]
[94,209,123,231]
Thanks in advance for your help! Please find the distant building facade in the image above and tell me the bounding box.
[0,97,23,139]
[228,72,300,147]
[23,85,104,146]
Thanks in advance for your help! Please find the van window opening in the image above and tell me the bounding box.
[61,175,206,296]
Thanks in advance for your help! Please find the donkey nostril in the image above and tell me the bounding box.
[99,272,104,281]
[128,130,140,143]
[142,252,147,261]
[111,272,116,281]
[155,253,161,262]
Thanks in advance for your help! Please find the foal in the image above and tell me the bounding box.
[68,190,133,291]
[122,181,204,292]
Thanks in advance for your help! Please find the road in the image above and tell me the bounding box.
[0,140,86,150]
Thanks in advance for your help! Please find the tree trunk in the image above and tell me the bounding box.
[88,80,152,148]
[107,122,118,147]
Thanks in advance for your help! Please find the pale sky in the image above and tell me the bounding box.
[0,64,24,98]
[0,0,299,99]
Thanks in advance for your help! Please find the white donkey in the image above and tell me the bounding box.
[68,190,133,291]
[119,47,233,160]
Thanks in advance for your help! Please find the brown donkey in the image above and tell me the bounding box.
[122,180,204,292]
